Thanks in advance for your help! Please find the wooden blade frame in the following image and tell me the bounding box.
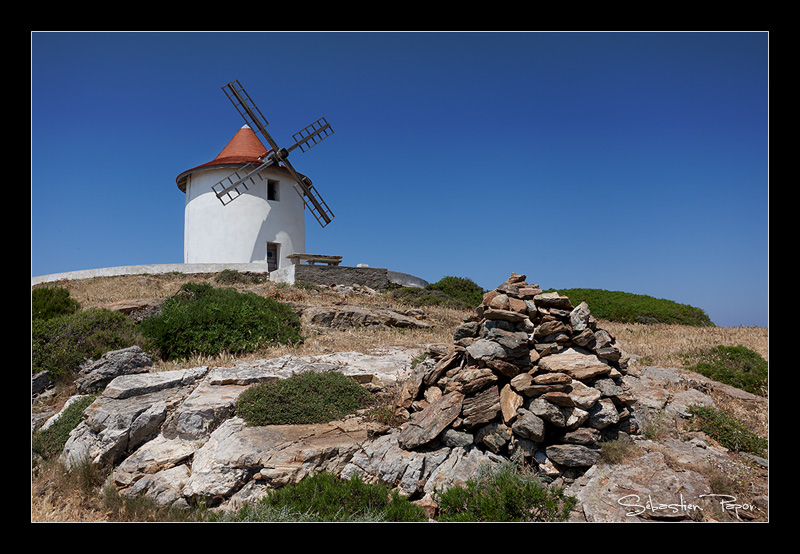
[212,159,275,205]
[217,80,335,227]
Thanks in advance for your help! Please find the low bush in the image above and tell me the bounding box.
[688,405,768,457]
[32,308,144,381]
[425,276,485,308]
[32,285,81,321]
[235,370,373,426]
[138,283,302,361]
[549,288,714,326]
[683,345,768,396]
[387,275,485,310]
[215,472,426,522]
[434,462,576,522]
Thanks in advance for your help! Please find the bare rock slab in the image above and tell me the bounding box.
[567,450,714,522]
[537,348,612,380]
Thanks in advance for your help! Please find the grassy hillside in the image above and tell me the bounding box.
[548,288,714,327]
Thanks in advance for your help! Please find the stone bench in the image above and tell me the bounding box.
[286,254,343,266]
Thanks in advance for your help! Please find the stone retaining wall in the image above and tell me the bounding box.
[270,265,428,290]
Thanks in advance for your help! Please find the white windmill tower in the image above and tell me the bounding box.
[176,80,334,271]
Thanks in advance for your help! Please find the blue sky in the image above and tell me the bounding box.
[31,31,769,327]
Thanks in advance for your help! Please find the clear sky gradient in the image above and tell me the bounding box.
[31,31,769,327]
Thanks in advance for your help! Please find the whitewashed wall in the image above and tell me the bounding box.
[183,165,305,269]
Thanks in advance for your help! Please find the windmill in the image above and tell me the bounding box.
[211,80,335,228]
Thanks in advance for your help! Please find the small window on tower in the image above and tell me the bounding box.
[267,180,279,201]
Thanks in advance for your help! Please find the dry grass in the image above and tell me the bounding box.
[31,459,110,522]
[602,320,769,441]
[601,321,769,367]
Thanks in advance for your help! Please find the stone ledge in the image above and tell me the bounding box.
[31,263,270,286]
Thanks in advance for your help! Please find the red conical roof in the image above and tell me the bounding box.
[176,125,278,192]
[212,125,269,165]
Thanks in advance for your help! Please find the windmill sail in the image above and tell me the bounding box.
[290,118,334,153]
[212,159,275,205]
[217,80,335,226]
[222,80,279,151]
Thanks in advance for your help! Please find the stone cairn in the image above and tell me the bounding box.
[397,272,639,478]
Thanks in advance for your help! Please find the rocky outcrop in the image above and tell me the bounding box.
[295,304,430,330]
[53,346,507,512]
[74,346,154,394]
[397,273,637,474]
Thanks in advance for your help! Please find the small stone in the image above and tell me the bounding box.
[453,321,480,341]
[542,391,574,407]
[534,292,573,310]
[442,428,474,448]
[500,384,524,424]
[461,386,501,428]
[476,422,512,453]
[545,444,601,467]
[588,398,620,429]
[485,358,522,378]
[559,427,602,445]
[528,397,566,427]
[533,373,573,386]
[534,320,571,339]
[567,380,602,410]
[511,409,545,442]
[508,297,528,314]
[466,339,507,362]
[483,309,528,323]
[489,293,510,311]
[569,302,591,332]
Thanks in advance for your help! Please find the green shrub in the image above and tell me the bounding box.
[547,288,714,326]
[235,370,373,426]
[32,394,97,461]
[214,472,426,522]
[683,345,768,396]
[138,283,302,361]
[688,405,768,457]
[32,308,144,381]
[434,462,576,522]
[426,276,485,308]
[386,275,485,310]
[32,286,81,321]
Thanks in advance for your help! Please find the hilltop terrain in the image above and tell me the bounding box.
[31,272,768,522]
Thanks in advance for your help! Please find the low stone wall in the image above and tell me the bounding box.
[295,265,390,289]
[31,263,270,286]
[272,264,428,290]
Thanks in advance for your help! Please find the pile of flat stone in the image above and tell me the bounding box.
[398,272,639,478]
